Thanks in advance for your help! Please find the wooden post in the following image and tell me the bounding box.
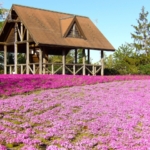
[62,49,66,75]
[39,49,43,74]
[26,29,29,74]
[87,49,90,64]
[14,44,18,74]
[21,22,23,41]
[92,65,95,76]
[43,49,48,74]
[73,64,75,75]
[51,63,54,75]
[43,50,46,74]
[4,45,7,74]
[101,50,104,76]
[10,66,12,74]
[82,49,85,75]
[33,64,36,74]
[21,65,23,74]
[14,23,18,74]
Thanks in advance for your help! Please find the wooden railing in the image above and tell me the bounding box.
[7,64,26,74]
[6,63,101,75]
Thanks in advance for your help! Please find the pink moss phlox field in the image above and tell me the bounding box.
[0,74,150,97]
[0,77,150,149]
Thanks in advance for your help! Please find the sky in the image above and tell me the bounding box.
[1,0,150,63]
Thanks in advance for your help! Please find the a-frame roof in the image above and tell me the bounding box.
[0,4,115,51]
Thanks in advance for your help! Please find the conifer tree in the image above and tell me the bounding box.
[131,6,150,56]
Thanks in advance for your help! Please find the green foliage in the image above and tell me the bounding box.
[0,6,7,30]
[105,42,150,75]
[49,51,74,64]
[104,54,114,68]
[0,21,4,30]
[7,53,14,64]
[131,6,150,55]
[18,53,26,64]
[139,64,150,74]
[104,68,120,75]
[77,49,83,63]
[48,49,90,64]
[138,53,150,64]
[105,44,138,75]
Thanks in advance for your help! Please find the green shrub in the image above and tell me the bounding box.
[104,68,120,75]
[139,64,150,75]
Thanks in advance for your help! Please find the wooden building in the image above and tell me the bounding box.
[0,4,115,75]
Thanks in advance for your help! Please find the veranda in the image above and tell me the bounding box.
[2,37,104,75]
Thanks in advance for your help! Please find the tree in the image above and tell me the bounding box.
[105,54,114,68]
[48,49,90,64]
[0,4,5,30]
[18,53,26,64]
[111,44,138,74]
[131,6,150,55]
[49,50,74,64]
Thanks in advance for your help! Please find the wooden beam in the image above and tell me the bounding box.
[0,40,34,46]
[82,49,85,75]
[4,45,7,74]
[0,42,6,45]
[43,49,48,74]
[17,23,22,41]
[101,50,104,76]
[15,40,34,45]
[21,22,23,41]
[14,23,18,74]
[39,48,43,74]
[14,44,18,74]
[7,20,21,23]
[21,65,23,74]
[26,30,30,74]
[62,50,66,75]
[43,53,46,74]
[51,63,54,75]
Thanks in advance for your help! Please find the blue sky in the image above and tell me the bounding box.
[1,0,150,63]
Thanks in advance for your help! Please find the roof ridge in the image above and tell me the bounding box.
[12,4,88,18]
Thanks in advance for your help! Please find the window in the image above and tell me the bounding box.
[66,23,83,38]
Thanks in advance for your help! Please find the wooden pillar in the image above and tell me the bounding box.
[43,51,46,74]
[92,65,95,76]
[14,23,18,74]
[43,49,48,74]
[21,65,23,74]
[82,49,85,75]
[75,49,77,64]
[39,49,43,74]
[101,50,104,76]
[26,29,30,74]
[10,66,12,74]
[87,49,90,64]
[21,22,23,41]
[4,45,7,74]
[51,63,54,75]
[62,49,66,75]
